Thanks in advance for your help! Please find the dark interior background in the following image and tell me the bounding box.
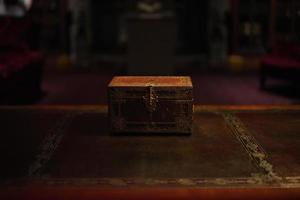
[0,0,300,105]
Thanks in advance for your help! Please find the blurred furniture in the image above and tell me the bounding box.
[230,0,272,54]
[260,41,300,88]
[0,16,44,104]
[258,0,300,88]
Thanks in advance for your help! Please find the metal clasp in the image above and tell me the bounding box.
[143,84,158,113]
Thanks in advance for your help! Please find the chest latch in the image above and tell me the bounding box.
[143,84,158,113]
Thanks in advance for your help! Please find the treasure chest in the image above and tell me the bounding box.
[108,76,193,134]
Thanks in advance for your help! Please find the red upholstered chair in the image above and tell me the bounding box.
[260,40,300,88]
[0,16,44,103]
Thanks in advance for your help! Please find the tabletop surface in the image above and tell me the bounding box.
[0,105,300,199]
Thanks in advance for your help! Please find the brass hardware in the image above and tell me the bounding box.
[143,84,158,113]
[175,114,191,131]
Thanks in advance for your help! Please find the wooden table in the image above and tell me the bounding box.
[0,105,300,200]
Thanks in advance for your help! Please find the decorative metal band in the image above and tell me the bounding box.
[28,112,78,177]
[175,114,192,131]
[221,112,282,185]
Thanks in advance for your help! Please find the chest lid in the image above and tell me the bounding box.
[109,76,193,100]
[109,76,192,88]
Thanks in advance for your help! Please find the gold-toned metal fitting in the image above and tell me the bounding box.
[143,84,158,113]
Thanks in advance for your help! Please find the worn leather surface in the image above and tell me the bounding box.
[0,109,66,180]
[42,112,257,179]
[0,106,299,190]
[236,112,300,177]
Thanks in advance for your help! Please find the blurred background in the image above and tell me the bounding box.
[0,0,299,105]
